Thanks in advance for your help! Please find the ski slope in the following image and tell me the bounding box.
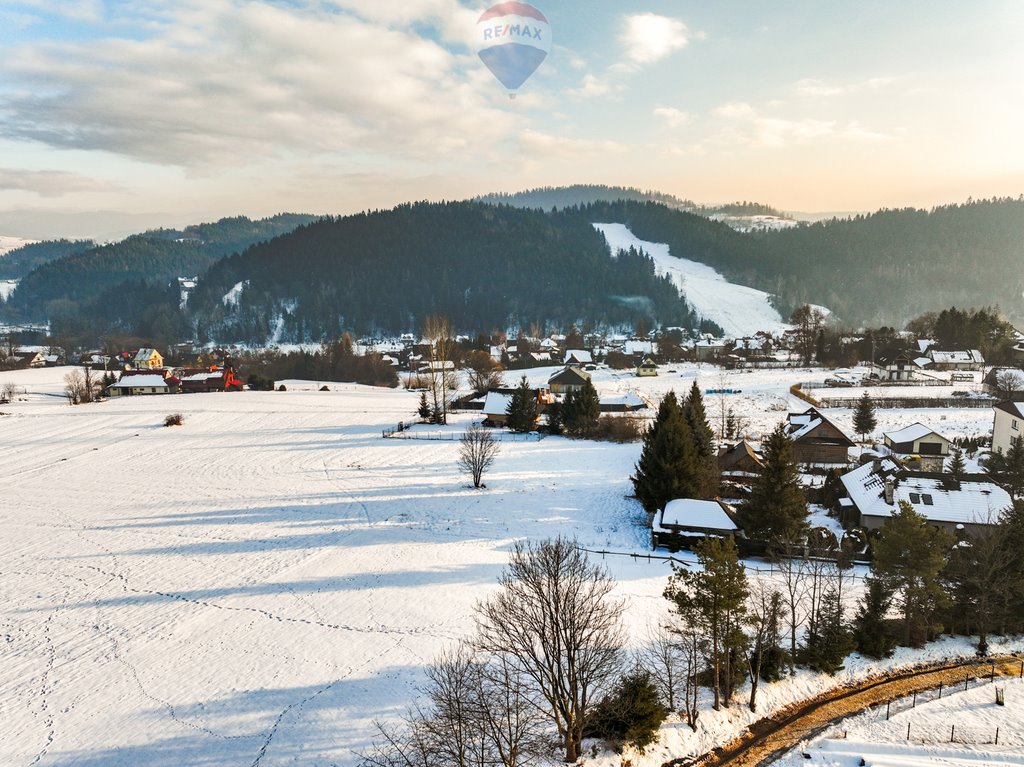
[593,222,789,337]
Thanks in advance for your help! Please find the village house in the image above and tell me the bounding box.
[563,349,593,367]
[12,347,46,367]
[694,338,726,362]
[635,357,658,377]
[651,498,741,551]
[992,401,1024,455]
[787,407,855,465]
[839,457,1011,537]
[107,372,179,396]
[598,391,650,413]
[133,348,164,370]
[548,366,591,395]
[870,349,926,381]
[178,367,245,393]
[927,349,985,371]
[718,440,764,477]
[883,423,951,472]
[479,386,553,427]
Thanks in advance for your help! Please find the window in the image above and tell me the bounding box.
[1013,419,1019,431]
[909,493,921,503]
[922,494,934,505]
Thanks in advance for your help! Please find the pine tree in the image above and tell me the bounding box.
[739,423,808,545]
[990,437,1024,499]
[417,391,431,421]
[871,501,953,646]
[852,391,876,442]
[632,392,700,513]
[505,375,537,433]
[665,536,749,709]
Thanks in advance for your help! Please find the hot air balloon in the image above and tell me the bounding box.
[476,2,551,98]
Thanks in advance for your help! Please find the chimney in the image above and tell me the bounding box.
[872,458,882,475]
[884,479,894,505]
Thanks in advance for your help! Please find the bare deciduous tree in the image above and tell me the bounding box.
[635,625,686,712]
[475,537,625,763]
[1,381,17,403]
[422,315,455,424]
[465,349,505,392]
[994,369,1024,401]
[458,425,501,488]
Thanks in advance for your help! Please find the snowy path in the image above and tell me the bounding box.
[593,222,790,337]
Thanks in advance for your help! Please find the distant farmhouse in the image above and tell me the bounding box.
[883,423,951,472]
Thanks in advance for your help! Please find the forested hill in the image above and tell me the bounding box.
[478,185,786,219]
[5,214,318,319]
[187,201,711,343]
[562,198,1024,327]
[0,239,94,280]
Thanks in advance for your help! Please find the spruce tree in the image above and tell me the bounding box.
[417,391,431,421]
[505,375,537,433]
[852,391,876,442]
[871,501,953,646]
[563,379,600,436]
[853,577,897,658]
[799,586,854,674]
[739,423,808,544]
[947,447,966,479]
[684,381,719,498]
[632,392,700,513]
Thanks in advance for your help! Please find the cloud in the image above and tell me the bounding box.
[619,13,689,67]
[653,107,689,128]
[712,102,893,148]
[0,168,123,197]
[0,1,517,168]
[568,74,614,99]
[518,130,627,159]
[794,76,897,98]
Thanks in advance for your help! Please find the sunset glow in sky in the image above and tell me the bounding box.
[1,0,1022,235]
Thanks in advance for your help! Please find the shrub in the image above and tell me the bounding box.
[164,413,184,427]
[586,669,667,752]
[277,384,287,391]
[247,373,275,391]
[590,414,644,443]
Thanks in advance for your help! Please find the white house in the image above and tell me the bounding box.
[992,401,1024,455]
[839,457,1011,537]
[883,423,951,471]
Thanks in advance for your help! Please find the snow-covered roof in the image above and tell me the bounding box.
[840,459,1011,526]
[917,339,936,354]
[111,374,168,388]
[481,391,512,416]
[623,340,654,355]
[655,499,737,533]
[929,349,984,364]
[788,410,823,441]
[913,357,932,368]
[134,347,160,361]
[994,401,1024,418]
[884,423,948,445]
[564,349,592,364]
[599,392,649,409]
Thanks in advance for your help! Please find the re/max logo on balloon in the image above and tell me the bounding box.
[481,24,544,42]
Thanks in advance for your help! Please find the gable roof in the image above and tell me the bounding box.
[840,458,1011,526]
[787,407,854,446]
[929,349,984,365]
[994,401,1024,418]
[482,391,513,416]
[548,366,591,385]
[655,499,738,533]
[884,422,949,445]
[110,374,169,389]
[564,349,593,365]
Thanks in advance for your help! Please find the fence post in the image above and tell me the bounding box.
[950,724,955,743]
[995,727,1000,745]
[965,676,969,691]
[912,691,917,708]
[906,722,911,741]
[886,701,890,720]
[991,663,995,682]
[938,682,943,698]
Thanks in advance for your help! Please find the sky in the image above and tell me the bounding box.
[0,0,1023,238]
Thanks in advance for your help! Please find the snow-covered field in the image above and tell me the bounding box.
[0,364,1008,766]
[593,222,791,337]
[0,279,17,301]
[778,678,1024,766]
